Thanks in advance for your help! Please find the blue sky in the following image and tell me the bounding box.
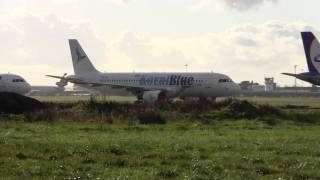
[0,0,319,86]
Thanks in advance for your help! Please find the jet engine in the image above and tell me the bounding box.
[142,90,167,104]
[55,73,68,88]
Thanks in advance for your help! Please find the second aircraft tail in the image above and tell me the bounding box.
[301,32,320,74]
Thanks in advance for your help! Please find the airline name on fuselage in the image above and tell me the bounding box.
[138,75,194,86]
[99,74,195,86]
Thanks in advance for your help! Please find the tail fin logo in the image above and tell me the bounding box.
[76,47,86,62]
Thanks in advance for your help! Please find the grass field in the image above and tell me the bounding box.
[1,120,320,179]
[240,97,320,107]
[1,97,320,179]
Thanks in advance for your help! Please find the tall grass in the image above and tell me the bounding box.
[19,98,320,125]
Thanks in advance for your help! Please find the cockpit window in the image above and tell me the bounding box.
[219,79,233,83]
[12,79,25,83]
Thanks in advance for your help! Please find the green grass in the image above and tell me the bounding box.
[2,97,320,179]
[1,120,320,179]
[240,97,320,107]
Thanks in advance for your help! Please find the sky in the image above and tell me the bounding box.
[0,0,320,86]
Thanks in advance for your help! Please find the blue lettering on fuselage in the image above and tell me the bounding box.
[138,75,194,86]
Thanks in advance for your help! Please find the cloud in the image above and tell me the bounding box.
[107,21,317,86]
[0,13,317,86]
[192,0,279,11]
[0,14,106,85]
[106,0,132,5]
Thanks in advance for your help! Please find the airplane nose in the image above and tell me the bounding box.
[25,83,32,94]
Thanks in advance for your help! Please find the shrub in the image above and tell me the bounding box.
[258,116,279,126]
[16,152,27,160]
[258,104,282,117]
[224,100,260,119]
[138,111,166,124]
[24,109,56,122]
[292,112,320,123]
[156,167,180,178]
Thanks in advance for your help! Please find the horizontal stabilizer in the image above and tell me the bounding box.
[281,73,299,77]
[46,75,65,79]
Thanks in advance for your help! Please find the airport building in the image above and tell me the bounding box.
[239,77,320,98]
[239,81,265,92]
[265,77,277,92]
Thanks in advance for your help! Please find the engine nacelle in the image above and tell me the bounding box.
[56,80,68,87]
[142,90,167,104]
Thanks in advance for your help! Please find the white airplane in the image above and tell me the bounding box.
[47,40,240,103]
[0,74,31,94]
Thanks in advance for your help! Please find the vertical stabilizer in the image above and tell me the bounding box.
[69,39,100,75]
[301,32,320,73]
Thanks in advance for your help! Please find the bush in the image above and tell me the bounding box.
[138,111,166,124]
[16,152,27,160]
[258,104,282,117]
[24,109,56,122]
[224,100,260,119]
[197,100,285,123]
[156,167,180,178]
[292,112,320,123]
[258,116,279,126]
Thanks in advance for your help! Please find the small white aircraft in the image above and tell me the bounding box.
[47,40,240,103]
[0,74,31,94]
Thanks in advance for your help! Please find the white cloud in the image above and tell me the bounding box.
[105,0,132,5]
[0,14,106,85]
[0,12,317,86]
[192,0,278,11]
[105,21,317,86]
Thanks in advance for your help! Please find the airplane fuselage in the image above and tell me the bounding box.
[0,74,31,94]
[70,72,240,98]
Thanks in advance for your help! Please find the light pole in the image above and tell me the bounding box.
[301,68,304,87]
[294,65,298,88]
